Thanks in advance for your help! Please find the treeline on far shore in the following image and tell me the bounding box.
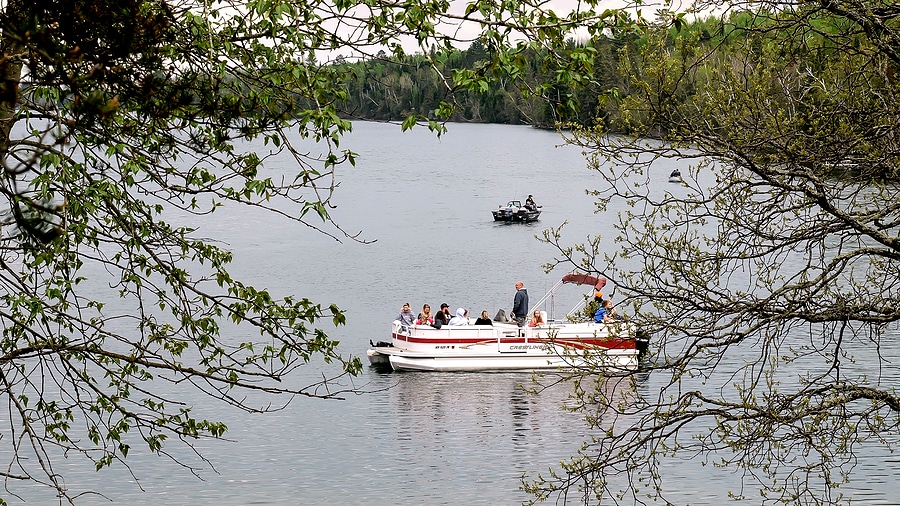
[330,34,633,130]
[325,10,792,134]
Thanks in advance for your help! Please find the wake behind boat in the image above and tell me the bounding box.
[367,275,649,372]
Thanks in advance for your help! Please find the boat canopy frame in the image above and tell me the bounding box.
[532,274,606,321]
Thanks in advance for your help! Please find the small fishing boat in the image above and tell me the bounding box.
[367,275,649,372]
[668,169,682,183]
[491,200,541,222]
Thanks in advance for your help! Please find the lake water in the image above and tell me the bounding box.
[11,121,899,505]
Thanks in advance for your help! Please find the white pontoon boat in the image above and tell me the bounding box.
[367,275,649,372]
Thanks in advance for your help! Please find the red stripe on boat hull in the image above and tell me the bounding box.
[392,333,636,350]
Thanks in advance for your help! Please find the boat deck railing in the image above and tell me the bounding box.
[531,283,595,322]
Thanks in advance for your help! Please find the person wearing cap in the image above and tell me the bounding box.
[439,303,452,322]
[511,281,529,327]
[432,306,449,328]
[525,194,537,211]
[395,302,416,326]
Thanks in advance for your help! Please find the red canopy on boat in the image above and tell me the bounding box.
[561,274,606,291]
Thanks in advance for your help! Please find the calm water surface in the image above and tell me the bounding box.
[14,122,900,505]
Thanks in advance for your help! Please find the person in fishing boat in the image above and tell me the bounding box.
[396,302,417,326]
[448,307,469,326]
[525,194,537,211]
[511,281,529,327]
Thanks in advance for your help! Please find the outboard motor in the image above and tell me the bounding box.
[635,329,650,356]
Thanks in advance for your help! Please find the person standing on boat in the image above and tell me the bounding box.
[511,281,529,327]
[396,302,416,326]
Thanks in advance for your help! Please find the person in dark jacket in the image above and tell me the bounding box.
[439,303,452,323]
[474,310,493,326]
[432,307,449,328]
[511,281,529,327]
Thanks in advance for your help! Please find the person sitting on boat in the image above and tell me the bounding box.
[432,308,449,329]
[416,304,433,325]
[448,307,469,326]
[439,303,452,322]
[527,310,545,327]
[474,310,493,326]
[396,302,417,326]
[593,299,609,323]
[593,299,622,323]
[525,194,537,211]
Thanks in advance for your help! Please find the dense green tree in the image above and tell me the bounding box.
[0,0,648,502]
[532,2,900,504]
[0,1,370,502]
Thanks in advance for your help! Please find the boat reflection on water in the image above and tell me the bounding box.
[369,369,650,503]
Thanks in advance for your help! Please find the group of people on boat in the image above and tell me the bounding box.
[394,280,537,329]
[396,302,495,329]
[395,280,624,329]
